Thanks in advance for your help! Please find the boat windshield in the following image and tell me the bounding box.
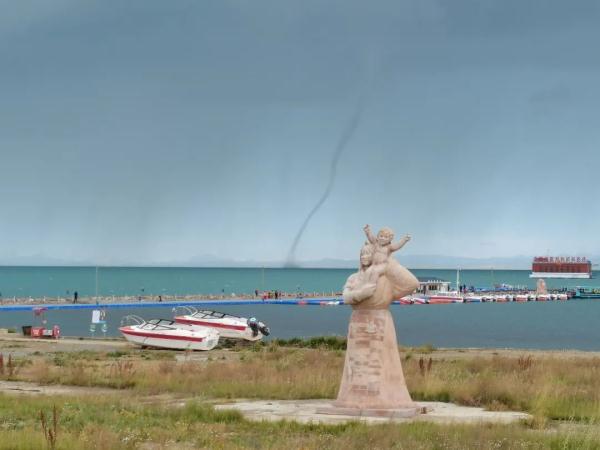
[192,310,239,320]
[141,319,177,330]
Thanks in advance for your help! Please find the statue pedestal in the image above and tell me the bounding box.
[317,309,420,418]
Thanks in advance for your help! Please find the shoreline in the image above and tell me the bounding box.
[0,296,342,311]
[0,291,341,306]
[0,288,585,310]
[2,332,600,359]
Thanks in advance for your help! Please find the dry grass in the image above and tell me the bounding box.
[6,344,600,422]
[17,347,343,400]
[404,353,600,421]
[4,344,600,448]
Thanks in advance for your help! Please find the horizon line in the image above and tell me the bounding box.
[0,264,535,271]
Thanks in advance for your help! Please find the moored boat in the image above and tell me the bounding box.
[428,294,463,304]
[119,317,219,351]
[319,300,341,306]
[573,287,600,299]
[174,308,270,341]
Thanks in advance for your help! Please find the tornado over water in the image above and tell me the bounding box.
[285,100,365,267]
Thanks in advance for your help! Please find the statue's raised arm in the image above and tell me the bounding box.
[389,234,411,253]
[363,224,377,245]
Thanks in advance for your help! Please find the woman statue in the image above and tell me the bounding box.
[327,228,420,416]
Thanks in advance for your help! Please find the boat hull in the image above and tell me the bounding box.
[119,326,219,351]
[174,316,262,341]
[576,294,600,299]
[428,296,463,304]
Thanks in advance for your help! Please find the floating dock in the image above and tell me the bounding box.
[0,292,588,311]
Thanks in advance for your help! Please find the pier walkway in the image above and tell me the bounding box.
[0,297,342,311]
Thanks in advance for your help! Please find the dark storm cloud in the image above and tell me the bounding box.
[1,0,599,264]
[437,0,600,35]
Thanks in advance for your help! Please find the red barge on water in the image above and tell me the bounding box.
[530,256,592,279]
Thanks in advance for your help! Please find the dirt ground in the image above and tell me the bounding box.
[2,331,599,360]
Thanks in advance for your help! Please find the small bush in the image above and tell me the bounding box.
[274,336,346,350]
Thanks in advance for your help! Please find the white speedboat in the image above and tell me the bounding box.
[428,294,464,304]
[173,308,270,341]
[119,316,219,351]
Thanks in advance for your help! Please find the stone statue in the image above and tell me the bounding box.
[536,278,547,295]
[363,224,411,276]
[318,225,421,418]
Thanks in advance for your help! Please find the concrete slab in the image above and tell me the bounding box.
[316,405,422,418]
[214,399,531,425]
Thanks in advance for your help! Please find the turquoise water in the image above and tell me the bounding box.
[1,266,599,350]
[0,266,596,298]
[1,300,600,350]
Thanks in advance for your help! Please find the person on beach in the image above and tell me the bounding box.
[73,291,78,303]
[363,224,411,278]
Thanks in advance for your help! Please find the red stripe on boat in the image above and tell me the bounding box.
[395,299,413,305]
[428,297,456,304]
[174,317,247,331]
[119,327,204,342]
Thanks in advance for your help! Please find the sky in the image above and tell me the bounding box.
[1,0,599,266]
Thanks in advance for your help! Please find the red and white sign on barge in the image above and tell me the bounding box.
[530,256,592,279]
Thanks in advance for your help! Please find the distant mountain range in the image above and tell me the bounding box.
[173,254,600,270]
[3,254,598,269]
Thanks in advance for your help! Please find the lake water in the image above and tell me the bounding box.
[0,266,596,298]
[1,300,599,351]
[0,266,598,350]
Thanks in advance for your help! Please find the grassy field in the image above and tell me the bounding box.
[2,338,600,449]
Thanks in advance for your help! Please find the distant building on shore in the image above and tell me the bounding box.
[416,277,451,295]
